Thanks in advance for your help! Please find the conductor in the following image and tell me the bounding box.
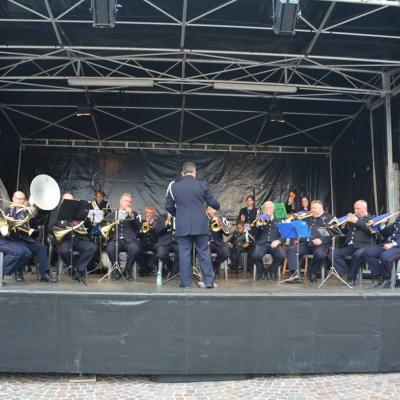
[165,161,220,288]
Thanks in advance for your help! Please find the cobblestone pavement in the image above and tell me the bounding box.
[0,373,399,400]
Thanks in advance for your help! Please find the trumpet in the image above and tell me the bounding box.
[290,211,312,220]
[141,221,153,234]
[366,211,400,234]
[53,222,88,242]
[210,217,231,235]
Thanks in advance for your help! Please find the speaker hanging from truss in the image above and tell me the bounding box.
[91,0,119,29]
[273,0,300,35]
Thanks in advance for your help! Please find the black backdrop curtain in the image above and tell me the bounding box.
[19,148,331,218]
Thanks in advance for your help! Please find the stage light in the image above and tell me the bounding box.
[76,104,92,117]
[68,77,154,87]
[213,82,298,93]
[91,0,119,29]
[273,0,300,35]
[269,104,285,123]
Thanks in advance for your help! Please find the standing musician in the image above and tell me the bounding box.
[137,206,158,276]
[105,192,141,281]
[153,213,179,277]
[286,200,333,282]
[48,193,97,281]
[330,200,373,285]
[228,221,253,271]
[8,191,55,283]
[362,214,400,288]
[252,201,285,281]
[91,189,111,216]
[206,205,230,275]
[165,161,220,289]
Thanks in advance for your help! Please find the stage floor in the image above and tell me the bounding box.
[2,270,399,296]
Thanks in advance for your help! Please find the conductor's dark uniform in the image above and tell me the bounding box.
[165,174,220,287]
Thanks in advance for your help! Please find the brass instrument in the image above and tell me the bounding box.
[141,221,152,234]
[0,204,34,237]
[210,217,231,235]
[291,211,312,220]
[328,213,356,228]
[99,219,119,240]
[251,214,271,227]
[53,222,88,242]
[366,211,400,234]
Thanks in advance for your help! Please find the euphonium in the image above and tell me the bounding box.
[100,220,118,240]
[53,223,88,242]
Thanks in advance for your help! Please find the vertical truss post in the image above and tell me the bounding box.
[369,107,379,214]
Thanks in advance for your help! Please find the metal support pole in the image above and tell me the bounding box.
[0,251,3,288]
[329,149,335,215]
[383,73,395,211]
[16,143,22,191]
[369,108,379,215]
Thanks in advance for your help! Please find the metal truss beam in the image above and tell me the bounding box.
[20,138,331,155]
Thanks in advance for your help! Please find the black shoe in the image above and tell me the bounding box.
[256,273,262,281]
[27,265,32,273]
[40,274,56,283]
[348,279,356,286]
[112,269,122,280]
[206,283,214,289]
[309,272,317,283]
[376,279,391,289]
[123,269,133,281]
[15,271,25,283]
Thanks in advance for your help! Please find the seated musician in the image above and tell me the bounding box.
[105,192,141,281]
[0,235,32,284]
[362,214,400,288]
[48,193,97,281]
[8,191,55,283]
[252,201,285,281]
[153,213,179,277]
[285,191,296,214]
[228,221,253,271]
[330,200,373,285]
[137,206,158,276]
[206,205,230,275]
[286,200,333,282]
[298,196,310,212]
[238,195,257,231]
[91,189,111,216]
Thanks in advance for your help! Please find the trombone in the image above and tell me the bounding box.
[290,211,312,221]
[328,213,356,228]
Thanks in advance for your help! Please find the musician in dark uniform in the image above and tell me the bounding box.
[105,192,141,281]
[238,195,257,231]
[206,205,230,275]
[330,200,373,285]
[8,191,55,283]
[228,221,253,271]
[153,213,179,277]
[91,189,111,216]
[362,214,400,288]
[286,200,333,282]
[48,193,97,281]
[165,161,220,288]
[0,236,32,283]
[252,201,286,281]
[137,206,158,276]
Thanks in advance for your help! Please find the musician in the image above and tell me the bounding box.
[8,191,55,283]
[298,196,310,212]
[165,161,220,289]
[153,213,179,277]
[228,221,253,271]
[238,195,258,228]
[91,189,111,216]
[286,200,333,282]
[48,193,97,281]
[285,191,296,214]
[206,205,230,275]
[0,236,32,283]
[362,214,400,288]
[137,206,158,276]
[330,200,373,285]
[252,201,285,281]
[105,192,141,281]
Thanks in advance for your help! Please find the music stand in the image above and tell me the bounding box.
[87,209,105,275]
[278,220,310,284]
[57,199,90,285]
[317,225,352,289]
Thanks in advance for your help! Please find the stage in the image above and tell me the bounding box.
[1,272,400,377]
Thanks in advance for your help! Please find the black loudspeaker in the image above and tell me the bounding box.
[273,0,299,35]
[91,0,117,29]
